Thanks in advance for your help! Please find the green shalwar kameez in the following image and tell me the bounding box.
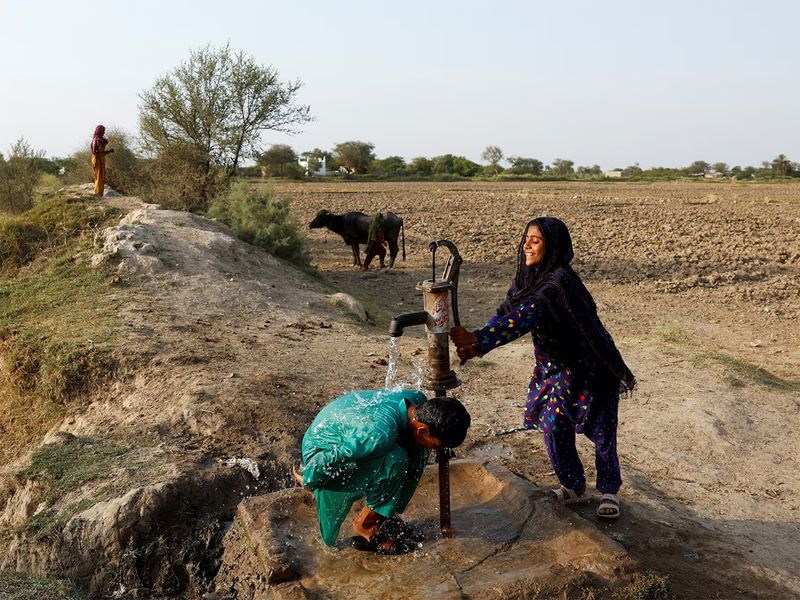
[301,389,428,546]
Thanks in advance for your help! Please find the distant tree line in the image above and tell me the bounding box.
[3,36,800,218]
[255,142,800,183]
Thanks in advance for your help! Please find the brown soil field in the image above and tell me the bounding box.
[279,180,800,599]
[1,180,798,598]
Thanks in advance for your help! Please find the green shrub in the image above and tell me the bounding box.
[207,181,310,266]
[0,139,44,213]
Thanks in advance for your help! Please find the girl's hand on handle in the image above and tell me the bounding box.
[449,326,480,360]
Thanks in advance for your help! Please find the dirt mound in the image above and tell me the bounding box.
[0,196,377,596]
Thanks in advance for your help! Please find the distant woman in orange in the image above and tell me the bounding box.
[90,125,113,196]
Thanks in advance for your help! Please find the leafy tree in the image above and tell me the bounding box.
[625,164,643,177]
[481,145,504,175]
[409,156,433,176]
[452,156,481,177]
[260,144,298,177]
[372,156,406,176]
[738,166,757,180]
[577,165,603,177]
[685,160,709,175]
[771,154,792,176]
[507,157,543,175]
[432,154,455,174]
[549,158,575,177]
[333,141,375,174]
[139,43,311,210]
[712,162,729,176]
[0,138,45,213]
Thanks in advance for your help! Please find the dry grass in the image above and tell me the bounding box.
[0,194,127,463]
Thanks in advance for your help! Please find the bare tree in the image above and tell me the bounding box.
[139,43,312,210]
[481,145,504,175]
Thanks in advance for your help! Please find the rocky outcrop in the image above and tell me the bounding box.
[214,460,637,599]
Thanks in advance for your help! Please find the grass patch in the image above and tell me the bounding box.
[21,435,127,503]
[0,194,119,271]
[24,498,97,542]
[0,570,85,600]
[0,193,127,460]
[14,435,127,541]
[622,570,673,600]
[650,323,799,393]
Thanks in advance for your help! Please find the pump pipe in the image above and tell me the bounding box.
[387,240,463,536]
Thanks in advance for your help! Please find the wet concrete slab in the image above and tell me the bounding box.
[216,459,634,599]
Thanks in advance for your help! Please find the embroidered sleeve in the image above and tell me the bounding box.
[474,302,539,355]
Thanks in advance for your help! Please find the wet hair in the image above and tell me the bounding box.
[415,397,471,448]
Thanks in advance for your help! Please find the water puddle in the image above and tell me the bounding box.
[217,460,632,598]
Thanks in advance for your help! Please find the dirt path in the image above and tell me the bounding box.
[278,180,800,599]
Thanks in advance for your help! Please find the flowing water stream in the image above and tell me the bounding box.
[383,337,424,391]
[384,337,400,390]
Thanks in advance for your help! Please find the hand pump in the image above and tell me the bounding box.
[388,240,463,535]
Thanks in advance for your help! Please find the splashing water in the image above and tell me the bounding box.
[384,337,425,392]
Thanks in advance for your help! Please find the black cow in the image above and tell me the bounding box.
[309,209,405,267]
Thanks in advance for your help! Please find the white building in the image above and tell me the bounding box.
[298,155,327,177]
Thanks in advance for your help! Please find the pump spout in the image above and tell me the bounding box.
[389,311,429,337]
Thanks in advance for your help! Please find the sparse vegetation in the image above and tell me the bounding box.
[0,194,120,271]
[21,435,127,503]
[207,181,310,266]
[0,138,44,213]
[15,435,127,540]
[624,571,673,600]
[651,323,799,393]
[0,570,86,600]
[0,193,124,458]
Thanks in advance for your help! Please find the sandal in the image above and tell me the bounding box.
[550,485,590,505]
[597,493,620,519]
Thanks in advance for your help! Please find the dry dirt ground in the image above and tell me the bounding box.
[278,180,800,600]
[1,180,798,599]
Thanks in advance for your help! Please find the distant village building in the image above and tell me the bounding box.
[298,155,327,177]
[604,169,624,178]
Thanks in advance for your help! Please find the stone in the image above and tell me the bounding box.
[216,460,633,599]
[327,293,367,322]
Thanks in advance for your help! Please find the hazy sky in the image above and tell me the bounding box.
[2,0,798,169]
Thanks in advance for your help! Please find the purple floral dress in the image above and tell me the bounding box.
[475,301,594,434]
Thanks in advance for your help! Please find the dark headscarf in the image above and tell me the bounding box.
[502,217,636,395]
[91,125,106,156]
